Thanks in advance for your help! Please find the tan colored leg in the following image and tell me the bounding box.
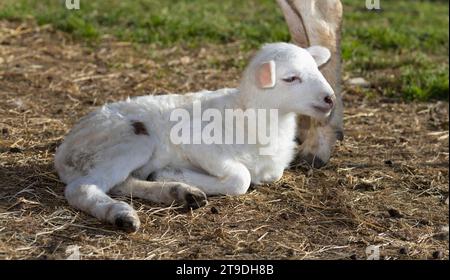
[277,0,344,167]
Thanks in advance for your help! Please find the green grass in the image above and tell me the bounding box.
[342,0,449,101]
[0,0,448,101]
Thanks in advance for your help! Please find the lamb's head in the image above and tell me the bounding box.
[239,42,335,121]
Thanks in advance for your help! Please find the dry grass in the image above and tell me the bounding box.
[0,20,448,260]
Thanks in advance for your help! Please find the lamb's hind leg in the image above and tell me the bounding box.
[63,139,154,232]
[65,178,140,232]
[110,177,207,209]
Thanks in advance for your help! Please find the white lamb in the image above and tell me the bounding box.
[54,42,335,232]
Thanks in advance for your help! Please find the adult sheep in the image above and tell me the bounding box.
[277,0,344,168]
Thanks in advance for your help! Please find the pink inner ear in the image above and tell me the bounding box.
[257,62,275,89]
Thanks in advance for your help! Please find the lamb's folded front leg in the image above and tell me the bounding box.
[110,176,208,209]
[152,161,252,196]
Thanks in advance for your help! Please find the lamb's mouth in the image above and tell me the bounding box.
[312,105,332,114]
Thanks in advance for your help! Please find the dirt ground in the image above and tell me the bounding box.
[0,20,448,260]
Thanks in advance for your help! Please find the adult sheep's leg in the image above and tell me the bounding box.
[277,0,344,167]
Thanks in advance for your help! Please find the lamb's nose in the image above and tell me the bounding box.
[324,95,334,107]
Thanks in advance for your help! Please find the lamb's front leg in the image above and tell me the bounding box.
[152,162,252,196]
[110,177,207,209]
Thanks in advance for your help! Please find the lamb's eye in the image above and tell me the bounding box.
[282,76,301,83]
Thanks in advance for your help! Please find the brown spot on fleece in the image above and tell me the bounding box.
[131,121,149,136]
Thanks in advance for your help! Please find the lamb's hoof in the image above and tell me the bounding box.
[171,184,208,209]
[184,190,208,209]
[302,153,327,169]
[114,213,140,233]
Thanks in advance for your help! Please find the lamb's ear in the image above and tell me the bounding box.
[256,60,276,89]
[307,46,331,67]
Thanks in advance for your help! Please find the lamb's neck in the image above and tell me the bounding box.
[228,88,297,140]
[199,87,296,130]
